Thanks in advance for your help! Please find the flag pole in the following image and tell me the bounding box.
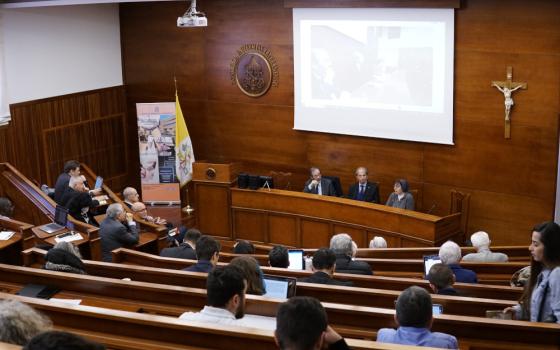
[175,76,194,215]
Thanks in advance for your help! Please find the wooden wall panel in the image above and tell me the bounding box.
[120,0,560,245]
[269,215,298,246]
[0,86,131,193]
[233,210,265,242]
[300,220,330,248]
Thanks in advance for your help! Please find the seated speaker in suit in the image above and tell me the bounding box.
[303,167,336,196]
[347,167,379,203]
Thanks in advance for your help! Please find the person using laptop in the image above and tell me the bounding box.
[99,203,139,262]
[61,176,102,226]
[299,248,353,286]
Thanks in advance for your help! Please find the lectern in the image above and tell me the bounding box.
[192,161,240,239]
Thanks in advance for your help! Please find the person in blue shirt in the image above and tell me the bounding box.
[377,286,458,349]
[439,241,478,283]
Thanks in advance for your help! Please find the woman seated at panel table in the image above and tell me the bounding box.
[386,179,415,210]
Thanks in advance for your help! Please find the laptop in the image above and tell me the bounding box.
[287,249,304,270]
[39,205,69,234]
[262,275,297,299]
[423,254,442,276]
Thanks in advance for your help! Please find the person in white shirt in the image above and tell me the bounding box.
[462,231,508,262]
[179,265,275,330]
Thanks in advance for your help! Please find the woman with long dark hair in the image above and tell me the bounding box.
[505,222,560,323]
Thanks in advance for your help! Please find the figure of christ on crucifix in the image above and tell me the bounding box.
[491,66,527,138]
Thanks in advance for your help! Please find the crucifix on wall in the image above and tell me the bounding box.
[491,66,527,139]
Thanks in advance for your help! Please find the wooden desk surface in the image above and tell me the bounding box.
[229,188,462,248]
[0,231,21,250]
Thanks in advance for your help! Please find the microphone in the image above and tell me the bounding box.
[427,203,437,214]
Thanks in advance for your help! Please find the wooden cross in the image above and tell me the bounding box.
[491,66,527,139]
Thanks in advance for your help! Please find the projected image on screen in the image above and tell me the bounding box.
[294,9,454,144]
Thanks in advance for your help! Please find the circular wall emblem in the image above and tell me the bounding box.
[205,167,216,180]
[230,44,279,98]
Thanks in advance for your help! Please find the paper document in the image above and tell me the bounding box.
[0,231,15,240]
[54,232,83,243]
[49,298,82,306]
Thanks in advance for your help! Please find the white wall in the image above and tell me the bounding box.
[1,4,123,105]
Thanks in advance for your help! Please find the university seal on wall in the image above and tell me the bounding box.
[230,44,279,97]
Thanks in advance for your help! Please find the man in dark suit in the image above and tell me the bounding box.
[54,160,81,204]
[347,167,379,204]
[160,228,201,260]
[60,176,103,225]
[303,167,336,196]
[183,235,220,273]
[330,233,373,275]
[99,203,139,262]
[299,248,353,286]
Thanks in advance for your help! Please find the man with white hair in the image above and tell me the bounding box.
[123,187,140,208]
[438,241,477,283]
[369,236,387,248]
[99,203,139,262]
[330,233,372,275]
[462,231,508,262]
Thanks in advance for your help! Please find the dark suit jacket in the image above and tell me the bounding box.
[437,287,458,296]
[303,178,336,196]
[183,260,213,273]
[449,264,478,284]
[160,243,196,260]
[61,189,99,225]
[347,182,379,203]
[334,253,373,275]
[299,271,353,286]
[99,217,139,262]
[54,173,71,204]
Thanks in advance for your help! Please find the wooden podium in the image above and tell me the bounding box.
[192,162,240,239]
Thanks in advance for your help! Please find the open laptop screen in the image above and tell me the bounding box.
[288,249,304,270]
[262,275,296,299]
[54,205,69,227]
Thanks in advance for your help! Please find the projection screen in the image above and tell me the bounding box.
[293,8,455,144]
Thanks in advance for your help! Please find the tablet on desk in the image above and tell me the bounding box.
[288,249,304,270]
[423,254,442,276]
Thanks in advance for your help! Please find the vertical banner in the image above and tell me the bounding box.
[136,102,180,204]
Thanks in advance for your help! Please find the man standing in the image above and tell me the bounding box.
[347,167,379,203]
[99,203,139,262]
[160,228,201,260]
[303,167,336,196]
[54,160,81,204]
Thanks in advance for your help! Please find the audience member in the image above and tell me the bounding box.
[351,241,358,259]
[160,228,200,260]
[24,330,105,350]
[462,231,508,262]
[377,286,458,348]
[179,265,273,329]
[131,202,167,225]
[183,235,220,273]
[99,203,139,262]
[505,222,560,323]
[0,197,14,217]
[275,296,350,350]
[386,179,415,210]
[0,300,52,345]
[439,241,477,283]
[44,241,86,274]
[233,240,255,254]
[299,248,353,286]
[230,256,266,295]
[122,187,140,208]
[61,176,101,225]
[303,167,336,196]
[330,233,372,275]
[347,166,380,203]
[427,263,457,295]
[269,245,290,268]
[54,160,81,204]
[369,236,388,248]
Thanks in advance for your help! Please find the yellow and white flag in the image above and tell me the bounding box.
[175,92,195,187]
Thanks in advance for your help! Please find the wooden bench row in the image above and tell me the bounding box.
[0,264,558,350]
[22,248,517,317]
[106,248,523,300]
